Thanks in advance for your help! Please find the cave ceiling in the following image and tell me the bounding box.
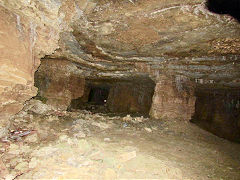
[1,0,240,87]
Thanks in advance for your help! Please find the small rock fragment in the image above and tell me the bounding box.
[23,99,54,115]
[123,115,132,122]
[134,116,144,123]
[144,127,152,133]
[104,138,111,142]
[119,151,136,162]
[123,123,128,128]
[59,134,68,142]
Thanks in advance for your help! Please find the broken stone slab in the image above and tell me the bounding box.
[23,99,55,115]
[144,127,152,133]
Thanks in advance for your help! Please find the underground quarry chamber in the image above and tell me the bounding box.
[33,58,240,143]
[1,0,240,179]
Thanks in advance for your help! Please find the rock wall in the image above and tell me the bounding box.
[0,0,84,137]
[192,89,240,142]
[35,59,85,110]
[0,0,239,139]
[150,75,196,120]
[0,6,39,137]
[107,82,155,115]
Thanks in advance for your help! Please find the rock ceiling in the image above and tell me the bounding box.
[1,0,240,86]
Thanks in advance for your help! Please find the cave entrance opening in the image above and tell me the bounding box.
[88,86,110,105]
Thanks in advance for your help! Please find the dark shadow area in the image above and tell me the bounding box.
[69,83,110,113]
[191,88,240,142]
[206,0,240,22]
[88,86,109,105]
[69,77,155,116]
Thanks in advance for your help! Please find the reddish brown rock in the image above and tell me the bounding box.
[150,75,196,120]
[35,59,85,110]
[107,82,155,115]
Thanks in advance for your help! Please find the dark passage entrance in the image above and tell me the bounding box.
[88,87,109,105]
[191,88,240,142]
[69,77,155,116]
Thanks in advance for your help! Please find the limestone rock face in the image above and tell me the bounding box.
[150,75,196,120]
[35,59,85,110]
[0,0,240,138]
[0,6,38,137]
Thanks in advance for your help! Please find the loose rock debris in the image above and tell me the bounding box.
[0,101,240,179]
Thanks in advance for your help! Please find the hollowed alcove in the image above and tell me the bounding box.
[69,77,155,116]
[191,88,240,142]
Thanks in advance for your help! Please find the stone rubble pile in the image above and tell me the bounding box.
[0,100,162,179]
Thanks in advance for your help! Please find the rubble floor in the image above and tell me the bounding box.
[1,108,240,179]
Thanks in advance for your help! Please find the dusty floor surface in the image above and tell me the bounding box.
[1,100,240,179]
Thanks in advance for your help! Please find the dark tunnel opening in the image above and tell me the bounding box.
[69,78,155,116]
[191,88,240,142]
[88,86,110,105]
[206,0,240,22]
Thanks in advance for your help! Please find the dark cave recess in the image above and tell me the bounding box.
[191,88,240,142]
[88,86,110,105]
[206,0,240,22]
[69,78,155,116]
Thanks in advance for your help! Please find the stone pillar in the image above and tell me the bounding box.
[107,82,154,114]
[150,75,196,121]
[0,6,38,137]
[35,59,85,110]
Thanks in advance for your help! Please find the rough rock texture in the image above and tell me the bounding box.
[0,6,38,137]
[35,59,85,110]
[150,75,196,120]
[107,81,155,114]
[0,0,240,137]
[0,0,84,136]
[192,89,240,142]
[2,107,240,179]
